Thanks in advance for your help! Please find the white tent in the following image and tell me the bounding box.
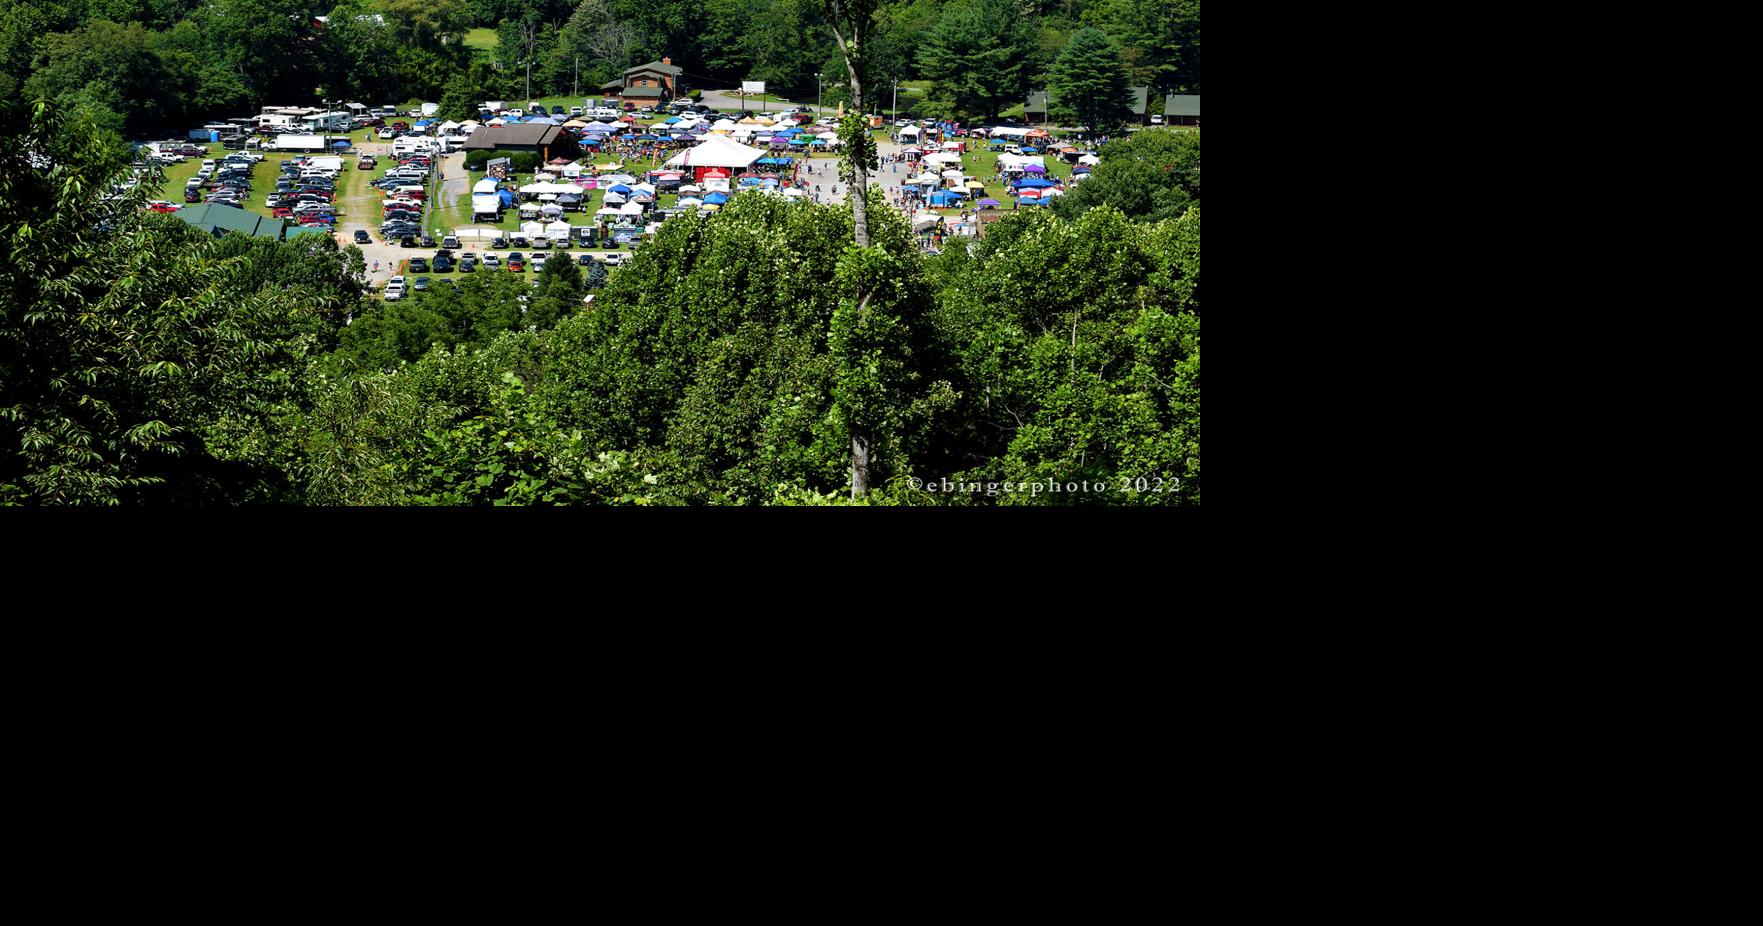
[602,191,626,205]
[560,163,585,178]
[941,141,962,150]
[989,126,1032,139]
[996,154,1046,172]
[781,187,806,199]
[899,125,921,138]
[451,228,502,239]
[632,182,656,195]
[711,118,738,131]
[471,194,501,216]
[907,173,941,185]
[595,207,623,217]
[438,120,461,132]
[1040,187,1065,197]
[924,152,962,165]
[619,201,644,215]
[1078,153,1101,165]
[664,135,765,171]
[679,184,701,193]
[546,220,571,238]
[678,197,703,206]
[599,174,638,186]
[519,203,540,216]
[941,169,965,180]
[538,193,558,202]
[472,178,499,194]
[815,131,838,141]
[521,221,546,237]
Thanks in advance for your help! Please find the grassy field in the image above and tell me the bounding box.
[463,28,499,50]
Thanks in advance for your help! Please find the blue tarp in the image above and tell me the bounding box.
[332,140,351,148]
[498,190,516,206]
[1016,197,1044,206]
[755,157,792,166]
[608,184,632,194]
[664,116,682,124]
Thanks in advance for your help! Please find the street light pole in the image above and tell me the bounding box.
[817,72,822,113]
[892,80,898,119]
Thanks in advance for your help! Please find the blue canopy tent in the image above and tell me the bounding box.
[1016,196,1044,206]
[331,140,351,148]
[1015,177,1055,189]
[760,177,780,187]
[497,190,516,207]
[1020,147,1039,154]
[608,184,632,194]
[928,190,966,206]
[702,192,730,205]
[664,116,682,124]
[738,176,765,188]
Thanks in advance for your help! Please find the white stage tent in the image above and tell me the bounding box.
[663,135,765,172]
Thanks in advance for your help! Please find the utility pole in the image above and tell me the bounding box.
[892,80,898,120]
[817,72,823,113]
[574,57,579,98]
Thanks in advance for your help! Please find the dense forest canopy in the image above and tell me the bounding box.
[0,0,1198,136]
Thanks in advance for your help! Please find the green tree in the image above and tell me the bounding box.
[0,103,320,504]
[1048,27,1131,134]
[915,0,1039,121]
[927,205,1200,504]
[1052,128,1198,223]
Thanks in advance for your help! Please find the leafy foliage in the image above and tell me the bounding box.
[1053,128,1199,223]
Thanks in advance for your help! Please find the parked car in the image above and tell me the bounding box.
[510,236,529,248]
[1149,114,1165,125]
[377,128,395,140]
[354,229,372,244]
[419,235,435,248]
[530,235,550,249]
[531,252,547,271]
[577,252,595,266]
[459,259,476,273]
[441,235,461,250]
[507,253,525,271]
[412,276,430,291]
[482,253,501,268]
[400,237,417,248]
[432,255,453,273]
[408,257,430,273]
[490,236,508,248]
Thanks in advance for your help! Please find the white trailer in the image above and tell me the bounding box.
[272,134,327,151]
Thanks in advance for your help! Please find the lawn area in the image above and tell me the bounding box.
[463,28,498,50]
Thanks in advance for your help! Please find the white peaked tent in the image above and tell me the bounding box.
[438,120,461,133]
[602,191,626,204]
[941,169,965,179]
[1078,153,1101,165]
[599,174,638,186]
[619,201,644,215]
[924,152,962,165]
[711,118,738,131]
[632,182,656,195]
[664,135,765,172]
[596,207,623,217]
[899,125,921,138]
[816,131,838,141]
[472,194,500,217]
[521,221,546,237]
[472,178,499,195]
[546,220,571,238]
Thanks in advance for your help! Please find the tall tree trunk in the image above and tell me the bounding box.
[828,0,872,498]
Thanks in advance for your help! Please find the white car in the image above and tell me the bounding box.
[600,253,627,266]
[377,128,395,140]
[1150,115,1165,125]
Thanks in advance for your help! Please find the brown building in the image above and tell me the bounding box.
[464,124,564,162]
[599,58,684,104]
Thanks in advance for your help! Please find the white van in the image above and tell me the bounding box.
[592,107,619,120]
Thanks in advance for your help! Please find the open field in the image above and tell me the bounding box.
[463,28,499,50]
